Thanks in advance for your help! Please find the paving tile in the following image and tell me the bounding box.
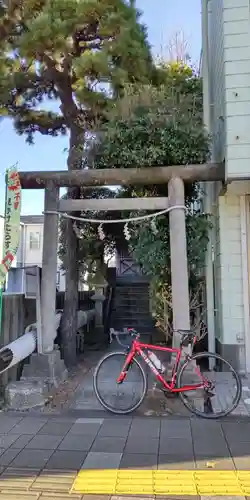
[158,454,195,469]
[128,427,160,439]
[31,470,75,493]
[152,497,199,500]
[81,452,122,469]
[69,423,101,436]
[84,496,110,500]
[45,450,87,470]
[193,440,230,457]
[91,437,126,453]
[0,493,39,499]
[59,434,95,452]
[75,418,104,425]
[10,449,53,469]
[233,456,250,470]
[0,417,23,434]
[0,467,39,490]
[191,420,224,441]
[49,417,76,424]
[192,433,227,447]
[222,421,250,441]
[40,495,82,500]
[195,455,235,469]
[160,428,192,440]
[0,449,22,467]
[124,437,159,454]
[159,438,193,455]
[0,435,20,449]
[201,497,245,500]
[1,467,40,477]
[25,434,64,450]
[194,449,231,459]
[10,435,33,449]
[10,418,48,435]
[97,420,131,438]
[129,418,160,438]
[112,497,154,500]
[119,453,157,469]
[227,440,250,456]
[160,419,192,439]
[38,422,73,436]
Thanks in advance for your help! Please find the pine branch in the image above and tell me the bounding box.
[13,110,67,143]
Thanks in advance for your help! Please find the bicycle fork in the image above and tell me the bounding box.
[116,349,134,384]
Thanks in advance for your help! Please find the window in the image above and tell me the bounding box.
[56,271,60,286]
[29,231,40,250]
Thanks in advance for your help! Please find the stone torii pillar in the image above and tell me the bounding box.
[41,182,59,353]
[168,177,190,349]
[20,182,67,397]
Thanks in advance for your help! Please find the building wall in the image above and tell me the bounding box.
[17,219,64,292]
[223,0,250,179]
[210,190,246,370]
[207,0,225,163]
[202,0,250,371]
[205,0,250,179]
[216,194,244,342]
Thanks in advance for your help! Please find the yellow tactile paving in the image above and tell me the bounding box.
[71,469,250,496]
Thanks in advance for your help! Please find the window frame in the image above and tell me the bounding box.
[29,231,41,250]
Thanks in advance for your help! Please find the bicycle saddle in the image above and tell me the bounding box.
[177,329,193,335]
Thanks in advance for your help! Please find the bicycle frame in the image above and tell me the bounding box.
[117,339,206,392]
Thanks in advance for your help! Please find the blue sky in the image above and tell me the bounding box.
[0,0,201,215]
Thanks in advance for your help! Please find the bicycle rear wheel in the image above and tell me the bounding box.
[177,351,242,419]
[93,351,147,414]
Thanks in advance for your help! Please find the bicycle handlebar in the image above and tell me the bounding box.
[127,328,140,338]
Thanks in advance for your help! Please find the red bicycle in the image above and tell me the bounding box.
[93,328,242,419]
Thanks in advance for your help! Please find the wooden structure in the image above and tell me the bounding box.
[19,163,225,358]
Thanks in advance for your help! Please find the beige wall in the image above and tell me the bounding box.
[23,224,43,267]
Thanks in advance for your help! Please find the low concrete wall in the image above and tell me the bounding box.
[0,294,25,390]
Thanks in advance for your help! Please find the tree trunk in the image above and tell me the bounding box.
[60,214,78,366]
[60,124,83,367]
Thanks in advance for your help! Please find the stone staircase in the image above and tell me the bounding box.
[110,281,154,333]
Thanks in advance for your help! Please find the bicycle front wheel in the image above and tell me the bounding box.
[177,351,242,419]
[93,351,147,414]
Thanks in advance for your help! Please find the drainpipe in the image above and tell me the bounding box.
[240,196,250,373]
[19,222,25,292]
[201,0,216,357]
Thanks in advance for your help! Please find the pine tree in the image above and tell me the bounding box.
[0,0,153,366]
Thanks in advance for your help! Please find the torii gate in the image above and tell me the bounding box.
[19,163,224,369]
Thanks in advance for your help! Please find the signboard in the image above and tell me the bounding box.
[0,166,21,338]
[0,167,21,286]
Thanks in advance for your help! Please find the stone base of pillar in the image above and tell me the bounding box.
[21,349,68,389]
[5,380,47,410]
[5,351,68,411]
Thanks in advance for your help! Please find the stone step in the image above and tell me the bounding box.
[112,322,154,330]
[115,290,149,295]
[112,307,150,313]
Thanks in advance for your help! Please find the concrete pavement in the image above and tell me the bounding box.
[0,413,249,498]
